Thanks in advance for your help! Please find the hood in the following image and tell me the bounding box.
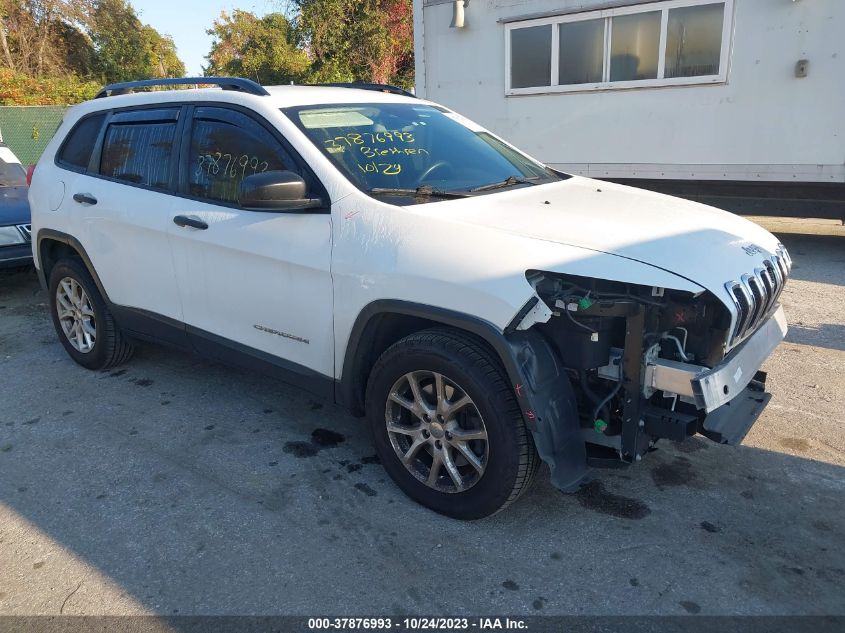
[0,186,31,225]
[443,175,782,296]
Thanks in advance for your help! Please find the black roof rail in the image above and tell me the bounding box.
[318,83,416,98]
[95,77,270,99]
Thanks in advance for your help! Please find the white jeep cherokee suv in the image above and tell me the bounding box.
[29,77,790,519]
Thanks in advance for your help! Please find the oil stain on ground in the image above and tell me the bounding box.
[283,428,346,458]
[673,437,708,453]
[651,456,697,489]
[354,482,377,497]
[779,437,810,452]
[575,481,651,520]
[679,600,701,614]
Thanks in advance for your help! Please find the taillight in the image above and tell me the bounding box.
[26,164,35,186]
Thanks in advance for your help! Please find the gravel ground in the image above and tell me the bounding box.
[0,217,843,616]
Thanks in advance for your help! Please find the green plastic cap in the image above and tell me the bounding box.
[578,296,593,311]
[594,419,608,433]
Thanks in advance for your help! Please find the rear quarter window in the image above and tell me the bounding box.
[57,114,106,171]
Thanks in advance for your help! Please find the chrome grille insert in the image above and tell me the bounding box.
[17,224,32,242]
[725,244,791,347]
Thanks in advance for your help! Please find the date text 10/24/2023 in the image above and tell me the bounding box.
[307,617,528,630]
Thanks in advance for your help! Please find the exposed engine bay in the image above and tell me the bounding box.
[522,270,782,468]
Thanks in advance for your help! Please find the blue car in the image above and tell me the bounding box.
[0,143,32,269]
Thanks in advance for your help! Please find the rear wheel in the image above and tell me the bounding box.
[366,328,539,519]
[48,258,133,370]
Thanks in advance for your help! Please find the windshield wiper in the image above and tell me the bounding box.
[470,175,536,193]
[367,185,472,199]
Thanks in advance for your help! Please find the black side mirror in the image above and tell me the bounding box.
[238,170,324,211]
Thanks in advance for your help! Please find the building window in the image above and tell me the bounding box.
[665,3,725,78]
[511,24,552,88]
[506,0,732,95]
[609,11,662,82]
[558,19,604,85]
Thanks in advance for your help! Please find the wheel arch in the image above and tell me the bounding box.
[36,229,110,302]
[337,300,519,418]
[339,299,588,492]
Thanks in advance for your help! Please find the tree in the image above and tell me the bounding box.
[294,0,413,87]
[0,0,185,104]
[141,26,184,79]
[55,19,96,78]
[0,0,93,77]
[205,10,309,84]
[90,0,184,82]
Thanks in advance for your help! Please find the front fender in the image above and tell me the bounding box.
[506,329,587,492]
[339,300,587,492]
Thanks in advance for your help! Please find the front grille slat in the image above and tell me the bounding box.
[17,224,32,242]
[725,245,791,348]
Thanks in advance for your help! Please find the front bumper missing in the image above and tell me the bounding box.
[644,306,787,413]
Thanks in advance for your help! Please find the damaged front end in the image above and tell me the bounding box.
[504,270,788,492]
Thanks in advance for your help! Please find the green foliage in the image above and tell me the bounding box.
[295,0,414,88]
[205,10,310,84]
[0,0,186,105]
[0,0,95,77]
[0,67,99,104]
[90,0,185,82]
[55,20,97,78]
[0,0,418,107]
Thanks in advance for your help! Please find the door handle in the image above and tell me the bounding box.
[173,215,208,230]
[72,193,97,205]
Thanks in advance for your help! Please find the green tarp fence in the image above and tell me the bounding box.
[0,106,68,165]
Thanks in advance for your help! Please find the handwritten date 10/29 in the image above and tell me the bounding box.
[196,152,270,180]
[357,161,401,176]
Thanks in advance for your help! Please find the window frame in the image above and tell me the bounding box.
[55,102,330,213]
[54,112,108,174]
[97,107,182,193]
[504,0,733,96]
[177,104,329,212]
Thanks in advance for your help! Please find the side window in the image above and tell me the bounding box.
[100,110,178,190]
[188,107,292,204]
[57,113,106,171]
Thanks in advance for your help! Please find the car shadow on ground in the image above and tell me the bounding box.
[785,323,845,352]
[1,243,844,616]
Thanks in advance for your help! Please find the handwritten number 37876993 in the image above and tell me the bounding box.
[196,152,270,180]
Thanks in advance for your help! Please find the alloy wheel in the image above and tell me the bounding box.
[56,277,96,353]
[385,370,489,493]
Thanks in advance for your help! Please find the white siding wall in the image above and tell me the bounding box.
[415,0,845,182]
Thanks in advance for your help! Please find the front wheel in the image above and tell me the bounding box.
[48,258,133,370]
[365,328,539,519]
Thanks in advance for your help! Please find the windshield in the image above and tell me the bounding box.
[0,158,27,187]
[284,103,564,204]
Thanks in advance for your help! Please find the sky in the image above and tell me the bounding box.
[131,0,292,76]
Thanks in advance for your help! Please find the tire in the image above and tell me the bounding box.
[365,328,539,519]
[48,258,133,370]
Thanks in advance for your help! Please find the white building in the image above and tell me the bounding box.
[413,0,845,220]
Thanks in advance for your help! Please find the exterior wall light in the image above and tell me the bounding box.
[450,0,469,29]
